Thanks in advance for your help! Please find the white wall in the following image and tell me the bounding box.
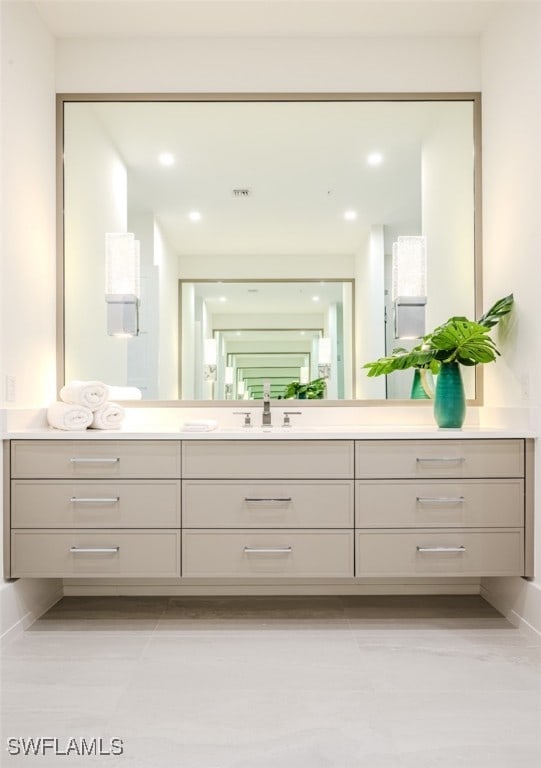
[178,253,355,281]
[64,105,128,385]
[355,227,386,399]
[56,37,480,94]
[127,209,159,398]
[481,4,541,412]
[0,1,61,638]
[1,2,57,409]
[422,103,476,330]
[479,1,541,634]
[154,222,179,399]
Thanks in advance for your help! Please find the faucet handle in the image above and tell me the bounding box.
[233,411,252,427]
[282,410,302,427]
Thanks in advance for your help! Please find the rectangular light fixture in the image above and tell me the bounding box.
[392,235,427,339]
[105,233,141,337]
[392,236,427,301]
[203,338,217,365]
[318,337,331,378]
[203,338,217,383]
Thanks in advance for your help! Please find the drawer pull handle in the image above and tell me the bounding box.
[244,497,292,503]
[70,457,120,464]
[416,496,465,504]
[416,546,466,554]
[243,546,292,554]
[70,497,120,504]
[416,457,465,463]
[70,546,120,554]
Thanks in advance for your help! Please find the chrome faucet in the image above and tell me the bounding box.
[262,381,272,426]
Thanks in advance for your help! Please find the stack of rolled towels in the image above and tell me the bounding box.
[47,381,130,431]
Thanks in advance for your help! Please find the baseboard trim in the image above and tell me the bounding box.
[0,583,64,645]
[481,578,541,639]
[63,581,481,597]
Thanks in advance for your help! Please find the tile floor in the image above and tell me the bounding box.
[1,595,541,767]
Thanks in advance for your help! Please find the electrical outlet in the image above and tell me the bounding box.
[5,375,16,402]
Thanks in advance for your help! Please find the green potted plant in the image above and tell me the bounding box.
[363,294,514,428]
[283,377,327,400]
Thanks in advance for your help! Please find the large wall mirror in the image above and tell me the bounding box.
[59,93,481,403]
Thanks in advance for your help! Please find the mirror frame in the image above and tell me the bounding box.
[56,91,483,407]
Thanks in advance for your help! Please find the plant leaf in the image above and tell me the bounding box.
[430,319,498,364]
[363,347,436,377]
[478,294,514,328]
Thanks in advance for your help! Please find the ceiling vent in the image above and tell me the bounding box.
[232,188,252,197]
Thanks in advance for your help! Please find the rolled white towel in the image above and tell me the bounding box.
[181,419,218,433]
[47,401,93,431]
[107,385,143,401]
[60,380,109,411]
[90,402,125,430]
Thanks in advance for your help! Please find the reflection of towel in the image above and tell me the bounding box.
[107,385,142,401]
[47,402,93,431]
[181,419,218,433]
[60,380,109,411]
[90,402,125,430]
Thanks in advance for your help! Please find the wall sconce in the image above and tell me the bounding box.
[224,366,234,399]
[105,233,141,337]
[203,338,217,382]
[318,337,331,379]
[392,235,427,339]
[299,366,309,384]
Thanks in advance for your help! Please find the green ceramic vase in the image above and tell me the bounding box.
[434,361,466,429]
[410,369,432,399]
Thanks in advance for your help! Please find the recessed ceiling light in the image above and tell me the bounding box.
[343,210,358,221]
[219,296,227,302]
[188,211,202,221]
[158,152,175,166]
[367,152,384,166]
[312,296,320,302]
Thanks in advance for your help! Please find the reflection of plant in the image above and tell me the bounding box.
[283,377,326,399]
[363,294,514,379]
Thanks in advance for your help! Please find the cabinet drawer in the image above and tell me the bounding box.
[182,440,354,479]
[11,440,181,479]
[11,480,181,528]
[182,530,354,577]
[355,479,524,528]
[182,480,354,528]
[355,530,524,577]
[10,530,181,578]
[355,440,524,479]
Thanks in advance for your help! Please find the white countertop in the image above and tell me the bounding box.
[2,425,536,440]
[2,406,537,440]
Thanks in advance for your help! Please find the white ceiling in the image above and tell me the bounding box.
[193,279,344,314]
[65,99,473,257]
[33,1,502,39]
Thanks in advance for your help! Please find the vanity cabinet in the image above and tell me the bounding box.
[181,440,355,578]
[8,440,181,578]
[355,440,527,577]
[4,436,531,583]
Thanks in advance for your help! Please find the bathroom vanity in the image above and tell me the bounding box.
[3,431,534,584]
